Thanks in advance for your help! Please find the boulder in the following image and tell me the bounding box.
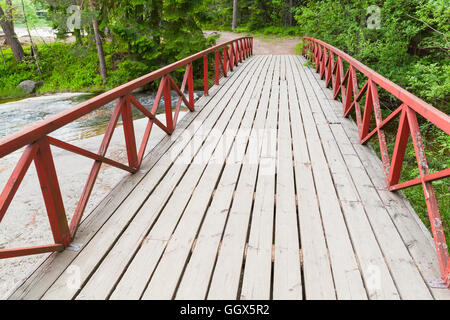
[18,80,37,94]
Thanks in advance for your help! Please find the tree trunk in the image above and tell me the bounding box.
[0,4,25,61]
[89,0,107,84]
[5,0,13,22]
[150,0,162,46]
[0,46,6,68]
[232,0,238,30]
[74,29,83,45]
[21,0,41,73]
[289,0,293,26]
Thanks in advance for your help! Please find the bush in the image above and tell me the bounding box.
[294,0,449,112]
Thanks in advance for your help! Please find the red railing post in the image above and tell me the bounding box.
[333,57,341,99]
[203,54,209,96]
[34,137,71,246]
[320,48,326,79]
[343,66,354,114]
[234,42,238,66]
[239,39,243,63]
[406,106,449,280]
[229,45,234,69]
[360,78,374,139]
[0,37,253,261]
[215,49,220,85]
[163,76,174,132]
[387,105,409,186]
[349,70,363,130]
[223,48,228,77]
[121,96,138,169]
[370,81,391,178]
[446,263,450,287]
[244,39,248,59]
[316,45,321,72]
[188,62,194,108]
[70,98,123,236]
[303,36,450,287]
[325,52,333,87]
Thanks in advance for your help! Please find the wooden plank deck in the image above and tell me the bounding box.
[8,55,450,300]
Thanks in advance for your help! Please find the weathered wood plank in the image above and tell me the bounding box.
[140,56,273,300]
[272,57,302,300]
[206,57,279,300]
[239,56,278,300]
[305,57,450,300]
[290,55,367,300]
[296,57,400,299]
[175,57,277,300]
[9,54,448,301]
[298,56,435,299]
[73,56,266,300]
[40,57,261,300]
[286,55,336,300]
[7,59,248,300]
[112,56,271,300]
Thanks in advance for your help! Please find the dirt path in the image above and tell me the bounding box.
[204,31,300,55]
[3,28,300,54]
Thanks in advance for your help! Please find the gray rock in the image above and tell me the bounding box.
[18,80,38,94]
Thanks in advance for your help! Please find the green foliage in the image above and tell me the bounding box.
[0,41,148,98]
[1,0,448,243]
[294,0,449,112]
[106,59,149,88]
[201,0,301,31]
[0,46,37,101]
[0,0,216,97]
[292,1,449,242]
[406,61,450,105]
[368,124,449,246]
[233,25,300,37]
[0,0,44,27]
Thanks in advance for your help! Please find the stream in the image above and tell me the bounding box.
[0,91,198,297]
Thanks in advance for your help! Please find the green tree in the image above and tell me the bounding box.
[0,1,25,61]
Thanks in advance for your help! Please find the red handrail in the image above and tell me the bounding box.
[0,36,253,259]
[303,37,449,287]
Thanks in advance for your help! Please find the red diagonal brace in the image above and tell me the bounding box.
[121,96,139,169]
[34,137,71,246]
[406,107,449,281]
[0,144,38,222]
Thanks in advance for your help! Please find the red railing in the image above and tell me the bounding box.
[0,37,253,259]
[303,37,450,287]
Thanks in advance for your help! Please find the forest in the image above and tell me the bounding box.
[0,0,449,242]
[1,1,448,110]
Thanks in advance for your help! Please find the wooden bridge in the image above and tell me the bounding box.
[1,37,449,300]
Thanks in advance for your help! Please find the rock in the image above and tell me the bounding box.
[131,86,146,94]
[18,80,38,94]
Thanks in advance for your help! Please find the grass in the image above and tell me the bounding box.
[0,41,156,101]
[0,38,216,102]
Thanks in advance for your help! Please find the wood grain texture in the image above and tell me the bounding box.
[9,55,447,300]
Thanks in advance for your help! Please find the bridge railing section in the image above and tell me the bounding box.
[0,37,253,259]
[303,37,449,287]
